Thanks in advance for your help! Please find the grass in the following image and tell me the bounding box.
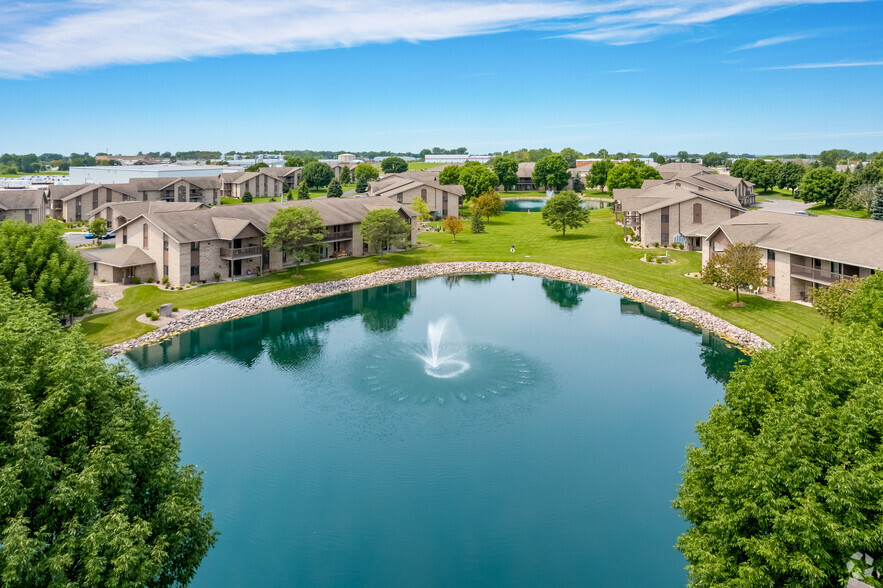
[0,170,69,178]
[47,219,90,233]
[759,189,870,218]
[407,162,443,171]
[500,190,612,199]
[79,208,824,349]
[220,185,357,205]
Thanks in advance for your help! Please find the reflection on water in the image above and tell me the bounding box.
[126,280,417,372]
[619,298,749,383]
[503,198,612,213]
[441,273,496,288]
[541,278,590,310]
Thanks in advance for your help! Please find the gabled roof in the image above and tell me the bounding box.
[87,200,208,219]
[615,185,744,215]
[129,176,221,191]
[517,162,535,177]
[0,189,44,210]
[656,162,713,179]
[706,210,883,270]
[56,182,138,202]
[83,245,156,268]
[48,184,90,200]
[369,173,465,198]
[211,217,256,240]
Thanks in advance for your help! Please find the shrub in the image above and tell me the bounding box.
[99,278,105,283]
[646,255,654,263]
[150,312,159,321]
[184,284,190,288]
[653,241,660,248]
[161,276,169,285]
[242,191,253,203]
[146,276,154,283]
[130,276,141,284]
[172,306,179,312]
[656,257,664,263]
[213,272,221,282]
[269,197,277,202]
[145,312,152,318]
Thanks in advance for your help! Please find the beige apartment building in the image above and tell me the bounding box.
[368,173,465,217]
[86,197,416,286]
[49,183,139,222]
[652,162,756,207]
[0,190,46,224]
[701,210,883,302]
[615,184,745,248]
[219,168,302,199]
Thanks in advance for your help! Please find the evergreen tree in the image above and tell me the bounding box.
[470,211,485,234]
[339,165,351,184]
[326,178,343,198]
[871,183,883,221]
[298,181,310,200]
[241,191,253,203]
[355,175,368,194]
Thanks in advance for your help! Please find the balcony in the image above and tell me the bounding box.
[323,230,353,242]
[220,246,263,260]
[791,264,844,285]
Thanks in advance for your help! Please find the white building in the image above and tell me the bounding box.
[70,165,232,184]
[423,154,492,164]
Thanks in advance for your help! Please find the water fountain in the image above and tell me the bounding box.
[416,317,470,379]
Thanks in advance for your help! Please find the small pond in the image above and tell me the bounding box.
[123,274,747,587]
[503,198,612,213]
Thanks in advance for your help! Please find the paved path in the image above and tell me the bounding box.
[755,196,815,214]
[63,231,88,246]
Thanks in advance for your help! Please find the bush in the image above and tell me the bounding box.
[99,278,105,283]
[269,196,276,202]
[656,257,664,263]
[213,272,221,282]
[161,276,169,285]
[146,276,154,283]
[653,242,660,248]
[172,306,179,312]
[145,312,151,318]
[646,255,654,263]
[149,312,159,321]
[242,191,253,203]
[130,276,141,284]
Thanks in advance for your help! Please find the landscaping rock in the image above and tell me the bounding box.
[105,262,773,356]
[158,303,173,317]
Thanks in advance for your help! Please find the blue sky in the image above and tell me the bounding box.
[1,0,881,155]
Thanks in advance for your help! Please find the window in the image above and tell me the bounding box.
[163,265,168,277]
[397,195,403,203]
[767,275,776,288]
[191,241,200,251]
[692,202,702,223]
[142,224,148,248]
[190,265,200,277]
[122,229,127,245]
[106,191,112,203]
[93,262,97,271]
[767,250,775,261]
[93,194,98,208]
[661,232,669,244]
[163,237,169,251]
[661,214,669,223]
[832,262,842,274]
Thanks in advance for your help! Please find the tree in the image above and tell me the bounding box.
[354,162,379,182]
[284,156,303,167]
[778,161,805,194]
[492,157,519,191]
[439,165,461,186]
[871,183,883,221]
[700,242,766,303]
[302,161,334,188]
[359,209,411,259]
[0,221,95,321]
[355,175,368,194]
[729,157,750,178]
[326,178,343,198]
[410,196,431,221]
[654,154,666,165]
[241,191,253,203]
[244,162,269,172]
[541,190,590,238]
[532,154,570,191]
[381,157,408,174]
[809,275,861,322]
[470,210,485,234]
[606,163,642,190]
[639,165,662,181]
[263,207,326,276]
[588,159,614,191]
[817,148,840,168]
[799,166,846,205]
[559,147,581,168]
[297,180,310,200]
[572,174,584,193]
[0,283,217,586]
[470,189,504,222]
[87,217,108,245]
[702,152,723,167]
[338,165,351,185]
[541,278,589,310]
[674,276,883,586]
[441,216,464,242]
[459,164,499,198]
[677,150,689,162]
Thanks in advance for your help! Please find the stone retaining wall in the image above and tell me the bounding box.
[105,262,772,355]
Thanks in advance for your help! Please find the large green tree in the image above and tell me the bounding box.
[675,273,883,587]
[0,283,217,586]
[244,162,269,172]
[559,147,581,168]
[380,157,408,174]
[606,163,643,190]
[459,164,499,198]
[302,161,334,188]
[0,221,95,321]
[339,165,351,185]
[729,158,750,178]
[359,209,411,259]
[778,161,805,194]
[799,166,846,205]
[532,154,570,191]
[470,189,503,222]
[492,157,519,191]
[87,217,108,245]
[541,190,590,238]
[701,242,766,303]
[817,148,841,168]
[284,156,303,167]
[438,165,461,186]
[354,162,379,182]
[263,206,327,276]
[588,159,614,191]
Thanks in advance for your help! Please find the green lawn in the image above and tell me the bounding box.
[220,186,357,205]
[79,209,824,349]
[0,170,69,178]
[759,190,870,218]
[407,162,443,171]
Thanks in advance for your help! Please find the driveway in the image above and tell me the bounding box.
[755,196,816,214]
[63,231,88,246]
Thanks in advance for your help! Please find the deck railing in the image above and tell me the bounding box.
[220,246,263,259]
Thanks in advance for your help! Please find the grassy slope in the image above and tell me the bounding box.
[759,189,870,218]
[79,209,824,348]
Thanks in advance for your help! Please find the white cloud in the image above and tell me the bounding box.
[733,34,812,51]
[758,61,883,70]
[0,0,870,77]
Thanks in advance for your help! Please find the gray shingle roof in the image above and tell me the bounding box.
[84,245,156,268]
[129,176,221,191]
[0,189,44,210]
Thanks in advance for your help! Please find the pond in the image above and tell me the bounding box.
[502,198,613,213]
[123,274,747,587]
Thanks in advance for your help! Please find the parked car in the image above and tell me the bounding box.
[84,232,115,239]
[794,211,817,217]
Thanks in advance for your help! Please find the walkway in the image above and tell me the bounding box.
[755,196,816,214]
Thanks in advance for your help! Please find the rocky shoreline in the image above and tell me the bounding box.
[104,262,773,355]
